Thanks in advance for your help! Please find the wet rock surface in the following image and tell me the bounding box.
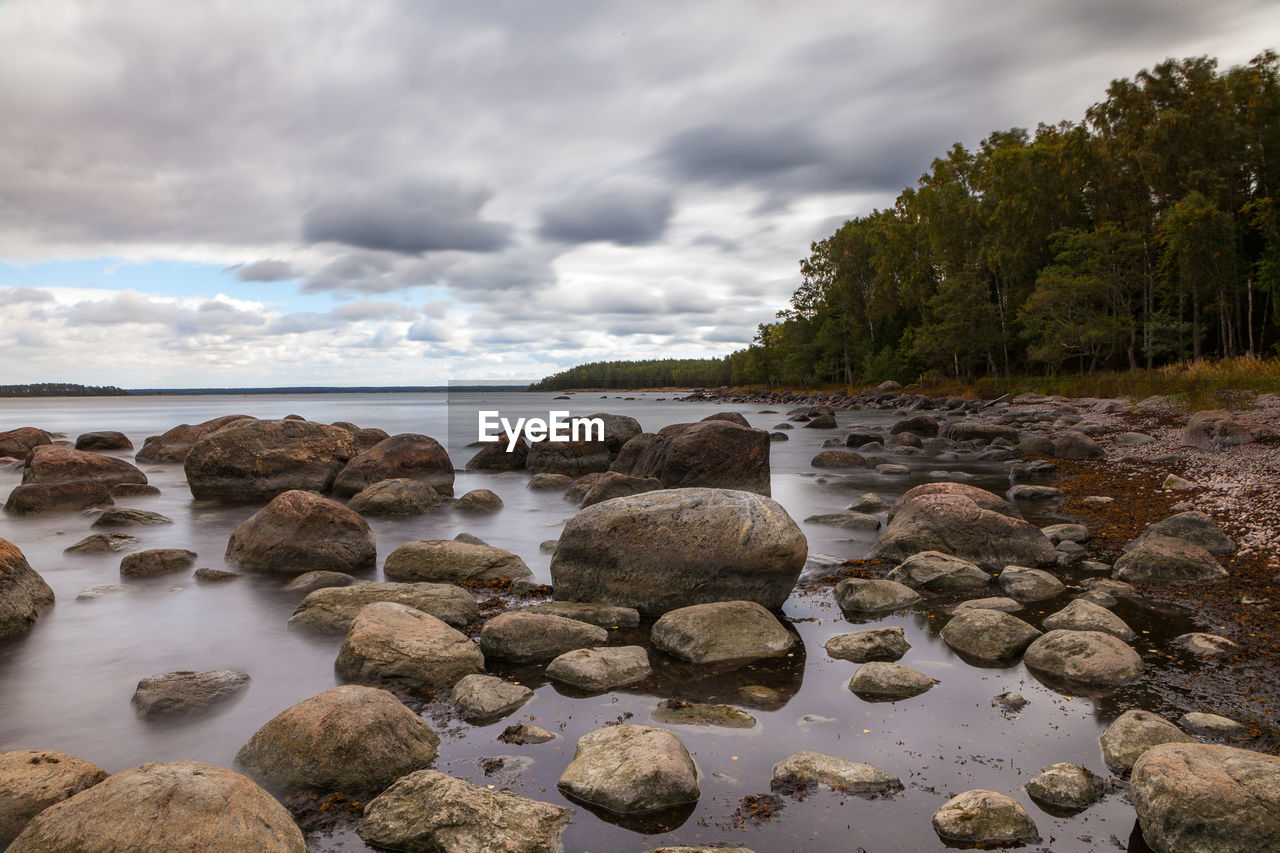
[131,670,251,718]
[0,750,108,847]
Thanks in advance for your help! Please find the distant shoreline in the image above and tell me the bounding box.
[0,384,532,397]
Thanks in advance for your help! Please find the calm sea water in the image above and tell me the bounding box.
[0,392,1175,852]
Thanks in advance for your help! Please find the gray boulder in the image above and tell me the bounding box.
[1043,599,1136,641]
[1178,712,1248,738]
[579,472,662,507]
[64,533,141,554]
[1025,763,1098,811]
[1181,409,1275,452]
[478,612,607,664]
[650,601,794,664]
[336,602,484,689]
[932,789,1040,847]
[611,420,771,495]
[803,512,880,530]
[953,596,1022,613]
[885,551,991,593]
[833,578,921,614]
[1113,534,1228,584]
[1051,429,1104,459]
[940,610,1041,662]
[848,662,937,700]
[347,478,444,516]
[384,539,532,583]
[282,570,355,593]
[289,582,478,633]
[997,566,1065,602]
[1100,710,1193,772]
[825,627,910,663]
[450,674,534,722]
[131,670,250,719]
[771,750,902,794]
[1025,630,1144,686]
[872,489,1056,571]
[1126,510,1235,555]
[546,646,652,691]
[557,724,699,814]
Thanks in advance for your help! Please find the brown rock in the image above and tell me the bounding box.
[336,602,484,689]
[332,433,453,498]
[4,482,113,514]
[0,539,55,640]
[0,750,108,847]
[612,420,772,496]
[74,431,133,451]
[225,490,375,574]
[120,548,197,579]
[21,445,146,489]
[135,414,255,463]
[184,418,355,502]
[0,428,51,459]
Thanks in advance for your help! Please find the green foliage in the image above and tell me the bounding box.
[529,358,731,390]
[0,383,129,397]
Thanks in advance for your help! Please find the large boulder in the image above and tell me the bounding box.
[131,670,251,719]
[586,412,643,456]
[611,420,771,496]
[135,414,254,463]
[332,433,453,498]
[551,488,806,614]
[940,610,1041,662]
[1051,429,1104,459]
[289,582,479,633]
[833,578,922,614]
[557,724,699,814]
[347,478,444,516]
[579,471,662,507]
[185,419,355,502]
[525,439,612,477]
[0,427,51,459]
[887,483,1023,520]
[336,602,484,689]
[384,539,532,583]
[6,761,305,852]
[1113,534,1228,584]
[359,770,572,853]
[4,481,113,514]
[931,789,1040,848]
[74,431,132,451]
[225,490,375,574]
[871,488,1057,571]
[0,539,54,640]
[466,437,528,471]
[1024,630,1144,686]
[1132,743,1280,852]
[21,445,146,489]
[650,601,795,664]
[886,551,992,592]
[1126,510,1236,555]
[1100,710,1193,772]
[0,750,108,847]
[236,685,440,798]
[478,612,607,663]
[1181,409,1275,452]
[824,627,910,663]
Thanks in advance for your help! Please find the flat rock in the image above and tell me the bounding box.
[479,612,607,663]
[450,674,534,722]
[810,451,866,469]
[289,581,479,633]
[499,724,556,745]
[282,570,355,593]
[119,548,196,579]
[336,602,484,689]
[193,568,239,583]
[384,539,532,583]
[886,551,991,593]
[359,769,572,853]
[1006,484,1063,501]
[1100,709,1194,772]
[652,699,756,729]
[650,600,794,664]
[90,507,171,527]
[848,661,937,701]
[1173,632,1239,657]
[1041,523,1089,544]
[772,750,902,794]
[932,789,1040,847]
[803,511,880,530]
[940,609,1041,662]
[953,596,1022,613]
[1042,599,1136,641]
[1025,630,1144,686]
[64,533,140,554]
[546,646,651,691]
[75,583,128,601]
[235,685,440,798]
[824,627,910,663]
[833,578,922,614]
[131,670,250,718]
[1178,712,1248,737]
[557,724,699,815]
[0,750,108,848]
[1113,534,1228,584]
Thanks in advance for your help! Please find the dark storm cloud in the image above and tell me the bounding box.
[231,259,300,282]
[302,181,513,255]
[659,124,824,186]
[537,184,675,246]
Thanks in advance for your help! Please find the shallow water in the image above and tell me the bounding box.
[0,392,1202,851]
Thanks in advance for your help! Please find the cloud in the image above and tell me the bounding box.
[330,298,416,321]
[659,123,825,186]
[537,182,675,246]
[0,286,55,305]
[406,318,450,342]
[231,259,299,282]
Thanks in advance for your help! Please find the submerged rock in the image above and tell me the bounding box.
[1025,762,1098,811]
[546,646,652,692]
[63,533,140,554]
[131,670,250,719]
[931,789,1040,848]
[384,539,532,583]
[1173,632,1240,657]
[652,699,756,729]
[824,627,910,663]
[771,750,902,794]
[288,581,479,633]
[90,507,171,527]
[557,724,699,814]
[833,578,922,614]
[848,662,937,701]
[479,612,607,664]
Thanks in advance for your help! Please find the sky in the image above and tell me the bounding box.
[1,1,1279,387]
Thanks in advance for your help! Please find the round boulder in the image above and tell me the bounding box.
[997,566,1065,602]
[1024,630,1143,687]
[119,548,196,579]
[332,433,454,498]
[940,610,1041,662]
[610,420,771,496]
[135,414,254,464]
[1025,763,1098,811]
[336,602,484,689]
[848,662,937,701]
[931,789,1040,848]
[651,601,794,665]
[384,539,532,583]
[22,445,146,489]
[1042,599,1136,641]
[1126,510,1236,555]
[450,674,534,722]
[824,627,910,663]
[0,427,51,459]
[225,490,375,574]
[579,472,662,507]
[1113,534,1228,584]
[74,431,133,452]
[453,488,503,512]
[1100,709,1193,772]
[546,646,652,692]
[184,418,355,502]
[833,578,921,614]
[557,724,699,815]
[347,478,444,516]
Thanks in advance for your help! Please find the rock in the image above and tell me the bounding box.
[1181,409,1275,452]
[994,691,1029,710]
[131,670,250,718]
[1041,523,1089,544]
[111,483,160,498]
[803,512,880,530]
[289,581,478,633]
[1007,484,1064,500]
[235,685,440,798]
[4,482,114,514]
[1178,712,1248,738]
[650,600,794,664]
[771,750,902,794]
[586,412,643,456]
[90,507,171,526]
[519,601,639,629]
[652,700,756,729]
[848,661,937,700]
[450,674,534,722]
[885,551,992,592]
[824,627,910,662]
[997,565,1066,602]
[1100,709,1193,772]
[21,445,147,489]
[557,724,699,814]
[479,612,607,663]
[847,493,890,513]
[119,548,196,579]
[833,578,922,614]
[1025,630,1144,686]
[954,596,1023,613]
[611,420,771,495]
[803,413,838,429]
[347,478,444,516]
[6,761,304,852]
[332,433,453,498]
[466,437,528,471]
[527,472,573,491]
[225,490,375,574]
[551,488,805,614]
[1173,632,1239,657]
[359,769,572,853]
[384,539,532,583]
[940,610,1041,661]
[1025,763,1098,811]
[947,422,1020,444]
[810,450,866,468]
[875,463,910,475]
[193,568,239,582]
[579,471,662,507]
[336,602,484,689]
[1042,599,1136,641]
[454,488,503,512]
[135,414,255,463]
[546,646,651,691]
[890,414,939,437]
[0,427,51,459]
[539,539,558,554]
[64,533,140,554]
[0,540,55,640]
[1127,510,1236,555]
[75,583,128,601]
[932,789,1039,848]
[769,431,789,441]
[1163,473,1196,490]
[525,439,612,477]
[282,570,354,593]
[1132,742,1280,852]
[1113,534,1228,585]
[185,419,356,502]
[873,488,1056,571]
[74,431,132,451]
[499,724,556,745]
[0,750,108,847]
[1051,429,1103,459]
[1115,432,1157,446]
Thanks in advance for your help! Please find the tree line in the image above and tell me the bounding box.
[725,51,1280,385]
[530,358,732,391]
[0,383,128,397]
